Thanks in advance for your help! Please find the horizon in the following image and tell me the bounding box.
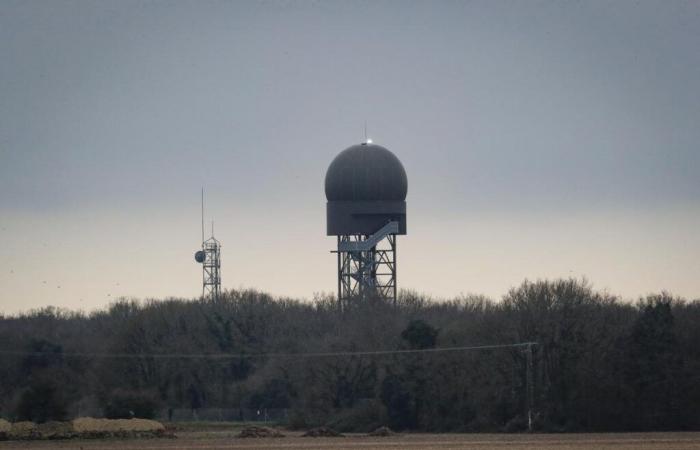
[2,274,697,318]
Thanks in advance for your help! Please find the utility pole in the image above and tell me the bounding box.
[525,342,535,432]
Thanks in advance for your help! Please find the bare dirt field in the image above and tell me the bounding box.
[2,431,700,450]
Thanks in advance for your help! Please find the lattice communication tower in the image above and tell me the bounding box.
[194,190,221,301]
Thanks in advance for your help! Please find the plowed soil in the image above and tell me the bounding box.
[1,431,700,449]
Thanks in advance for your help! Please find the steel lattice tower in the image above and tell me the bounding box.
[194,189,222,301]
[202,236,221,301]
[336,223,398,307]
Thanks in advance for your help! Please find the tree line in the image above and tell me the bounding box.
[1,278,699,432]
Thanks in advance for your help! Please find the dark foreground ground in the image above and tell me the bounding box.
[2,431,700,450]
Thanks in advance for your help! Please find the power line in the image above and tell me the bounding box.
[0,342,537,360]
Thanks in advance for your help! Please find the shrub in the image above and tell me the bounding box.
[326,399,387,432]
[103,391,159,419]
[15,378,68,423]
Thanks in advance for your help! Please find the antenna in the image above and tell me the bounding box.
[201,187,205,244]
[211,221,214,238]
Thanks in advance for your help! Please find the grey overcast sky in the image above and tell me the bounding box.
[1,0,699,314]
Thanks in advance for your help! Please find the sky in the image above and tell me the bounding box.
[1,0,699,314]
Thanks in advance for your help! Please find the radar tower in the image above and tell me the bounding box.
[325,141,407,309]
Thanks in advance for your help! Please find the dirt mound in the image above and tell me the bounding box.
[237,426,284,438]
[302,426,343,437]
[72,417,164,433]
[37,421,76,439]
[0,419,10,440]
[72,417,166,438]
[368,426,394,437]
[9,421,39,440]
[1,418,168,441]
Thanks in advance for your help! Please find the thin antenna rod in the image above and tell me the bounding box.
[211,221,214,238]
[364,121,367,142]
[201,187,205,244]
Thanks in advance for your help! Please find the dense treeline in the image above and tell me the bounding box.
[1,278,699,432]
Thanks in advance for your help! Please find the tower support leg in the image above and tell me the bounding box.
[335,232,396,308]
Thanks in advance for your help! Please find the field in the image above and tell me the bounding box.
[2,431,700,449]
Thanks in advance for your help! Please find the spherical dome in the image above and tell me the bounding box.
[325,143,408,202]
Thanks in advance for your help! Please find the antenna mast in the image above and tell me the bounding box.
[194,188,222,301]
[201,187,205,244]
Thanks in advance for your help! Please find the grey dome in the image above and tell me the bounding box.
[325,143,407,202]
